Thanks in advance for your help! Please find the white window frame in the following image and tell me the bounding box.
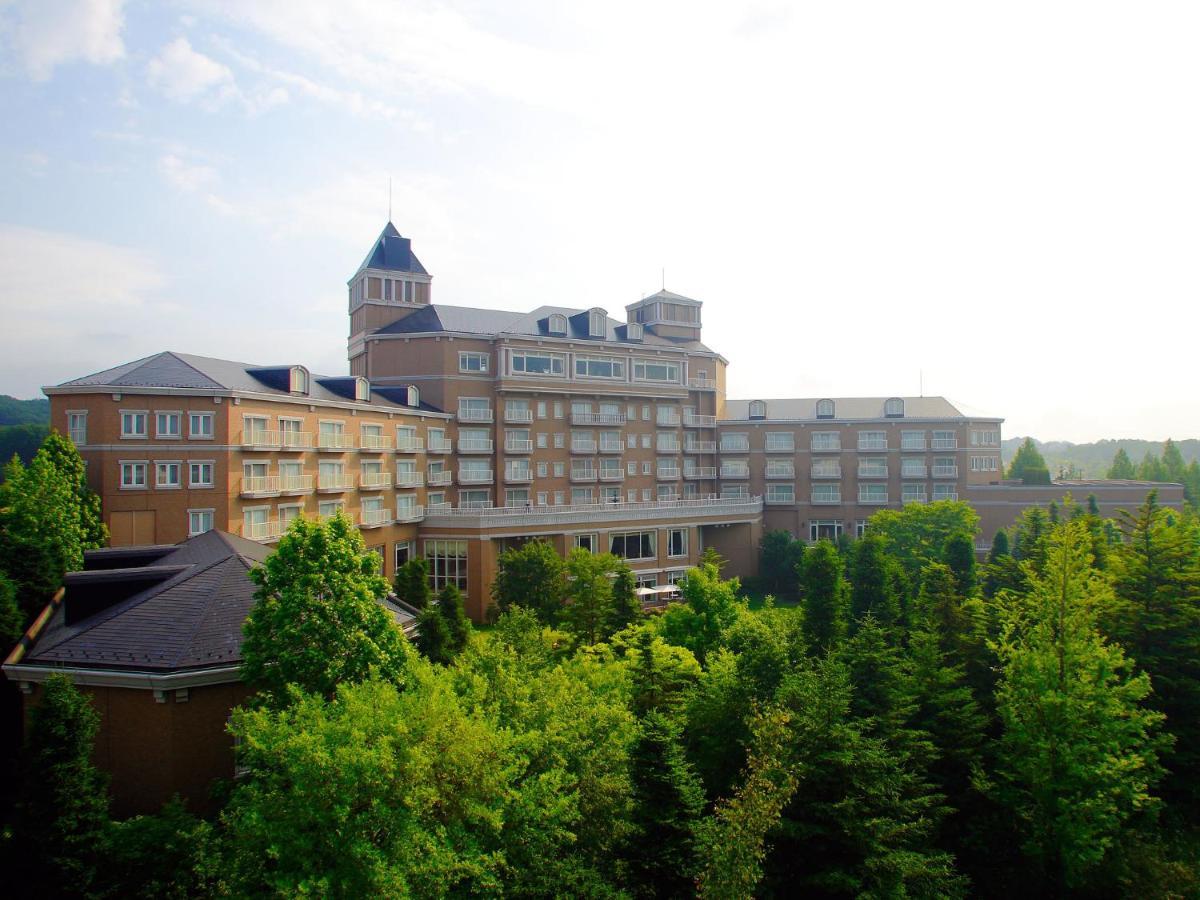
[765,432,794,452]
[458,351,489,373]
[189,412,214,440]
[67,410,88,445]
[510,350,565,377]
[189,460,215,488]
[188,508,214,537]
[668,528,687,558]
[120,460,148,489]
[120,410,148,439]
[155,460,182,489]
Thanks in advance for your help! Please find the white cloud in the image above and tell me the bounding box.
[2,0,125,81]
[146,36,237,105]
[158,153,218,192]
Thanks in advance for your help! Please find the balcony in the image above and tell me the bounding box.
[423,495,763,529]
[857,466,889,479]
[505,469,533,484]
[902,439,928,451]
[858,492,889,505]
[395,472,424,488]
[765,493,796,506]
[457,469,493,484]
[656,467,682,479]
[570,468,598,483]
[931,438,958,450]
[428,439,453,454]
[764,442,795,454]
[394,504,425,524]
[688,377,717,390]
[243,520,282,542]
[657,440,681,453]
[240,476,280,498]
[766,467,795,479]
[395,437,425,453]
[279,474,314,494]
[932,465,959,478]
[684,466,717,479]
[317,433,356,451]
[505,440,534,454]
[572,412,626,426]
[933,491,959,502]
[240,430,280,449]
[360,434,393,452]
[903,493,928,505]
[457,408,494,423]
[598,469,625,482]
[683,413,717,427]
[280,431,313,449]
[571,440,597,454]
[599,441,624,454]
[458,439,494,454]
[360,508,393,528]
[810,441,841,453]
[360,472,393,490]
[857,440,888,451]
[720,490,750,501]
[656,413,681,427]
[426,471,452,487]
[901,465,928,479]
[317,473,356,492]
[504,409,534,424]
[719,441,750,453]
[811,491,842,505]
[810,465,842,479]
[719,466,750,480]
[684,441,716,454]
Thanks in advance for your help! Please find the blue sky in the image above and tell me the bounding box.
[1,0,1198,443]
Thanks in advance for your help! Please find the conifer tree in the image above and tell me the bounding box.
[414,602,453,664]
[1107,448,1136,480]
[988,529,1010,560]
[942,532,977,597]
[848,533,900,629]
[393,557,433,610]
[1137,451,1165,482]
[1007,438,1051,485]
[606,564,642,636]
[437,583,472,656]
[38,431,107,549]
[1161,438,1186,484]
[1010,506,1051,575]
[798,540,848,652]
[759,530,803,600]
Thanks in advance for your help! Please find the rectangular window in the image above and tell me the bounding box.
[425,540,469,592]
[459,489,491,507]
[120,411,148,438]
[641,405,651,421]
[536,461,548,477]
[602,486,622,503]
[811,457,841,478]
[721,484,749,499]
[536,433,548,449]
[902,483,927,504]
[610,531,656,560]
[571,487,593,504]
[511,351,565,376]
[188,509,214,536]
[933,484,959,500]
[458,398,492,421]
[459,351,489,373]
[720,433,749,452]
[668,528,687,557]
[642,488,651,501]
[554,401,564,419]
[857,431,887,450]
[537,401,548,418]
[656,406,680,426]
[394,542,412,570]
[641,434,652,449]
[767,483,796,504]
[811,431,841,451]
[553,462,565,477]
[812,483,841,503]
[537,492,548,506]
[156,412,181,438]
[553,491,565,505]
[766,458,795,477]
[858,457,888,477]
[188,412,214,439]
[505,488,530,507]
[575,534,597,553]
[932,430,958,450]
[554,433,565,449]
[633,360,680,383]
[189,461,214,487]
[318,500,343,519]
[859,483,889,504]
[574,356,626,379]
[901,430,926,450]
[970,455,999,472]
[67,411,87,445]
[764,432,794,452]
[120,461,147,488]
[155,461,181,488]
[628,461,638,476]
[970,429,999,447]
[901,457,926,478]
[809,520,844,542]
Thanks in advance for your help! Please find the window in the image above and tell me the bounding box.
[656,406,680,426]
[189,461,214,487]
[766,484,795,504]
[641,434,652,449]
[505,399,531,421]
[361,423,385,449]
[394,542,412,570]
[554,402,564,418]
[600,458,623,479]
[575,356,625,379]
[548,313,567,334]
[668,528,687,557]
[588,309,607,337]
[505,488,530,507]
[933,484,959,500]
[427,492,447,510]
[901,430,926,450]
[458,397,492,421]
[766,458,794,477]
[459,489,491,507]
[120,411,147,438]
[120,461,147,488]
[288,366,308,394]
[279,461,303,489]
[633,359,680,383]
[553,462,565,477]
[575,534,597,553]
[67,411,87,445]
[188,509,214,536]
[971,429,1000,447]
[554,433,565,449]
[537,401,548,418]
[748,400,766,419]
[858,431,887,450]
[396,425,419,451]
[721,485,749,499]
[511,350,565,376]
[970,456,1000,472]
[811,457,841,478]
[932,430,957,450]
[459,428,491,452]
[426,540,469,592]
[406,385,420,407]
[720,433,749,452]
[657,484,677,500]
[537,492,548,506]
[610,531,656,560]
[812,483,840,503]
[884,397,905,417]
[765,432,794,452]
[858,457,888,477]
[459,351,489,373]
[536,433,548,449]
[601,486,621,503]
[856,520,869,538]
[554,491,565,505]
[720,459,749,478]
[816,399,835,419]
[643,461,652,476]
[810,520,843,542]
[641,405,652,421]
[628,461,638,476]
[188,412,214,439]
[811,431,841,451]
[901,458,927,478]
[506,459,531,481]
[155,461,181,488]
[859,483,888,504]
[571,487,593,504]
[641,488,651,501]
[903,483,927,503]
[626,323,643,341]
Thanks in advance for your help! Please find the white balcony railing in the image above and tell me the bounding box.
[902,439,928,451]
[317,473,356,491]
[933,491,959,502]
[810,466,842,479]
[810,441,841,452]
[683,413,717,427]
[458,469,493,484]
[457,409,494,423]
[684,441,717,453]
[656,467,682,479]
[858,440,888,451]
[423,495,763,528]
[858,491,889,505]
[395,437,425,453]
[280,431,314,449]
[241,476,280,496]
[458,439,494,454]
[598,470,625,482]
[570,468,598,483]
[931,438,958,450]
[243,520,282,542]
[599,442,624,454]
[505,469,533,483]
[361,508,393,528]
[765,493,796,505]
[764,441,795,453]
[426,471,452,486]
[688,377,717,390]
[857,466,889,479]
[317,433,356,451]
[240,430,280,448]
[572,412,626,426]
[684,466,717,479]
[903,493,928,505]
[901,465,928,479]
[719,466,750,479]
[765,467,795,479]
[811,491,842,505]
[279,474,314,494]
[360,434,393,451]
[395,472,424,489]
[504,409,534,423]
[360,472,393,489]
[657,441,682,453]
[394,504,425,523]
[428,439,453,454]
[720,441,750,453]
[932,466,959,478]
[505,440,534,453]
[656,413,681,427]
[571,440,598,454]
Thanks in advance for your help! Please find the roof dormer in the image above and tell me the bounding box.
[289,366,309,395]
[547,313,567,335]
[588,308,607,338]
[625,289,702,342]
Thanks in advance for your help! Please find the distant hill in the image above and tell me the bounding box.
[0,395,49,427]
[1001,437,1200,479]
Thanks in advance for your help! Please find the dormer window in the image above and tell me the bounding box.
[289,366,309,395]
[816,398,834,419]
[626,323,643,342]
[588,309,606,338]
[406,385,420,407]
[748,400,767,420]
[548,314,567,335]
[355,377,371,402]
[884,397,904,418]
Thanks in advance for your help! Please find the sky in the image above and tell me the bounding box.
[0,0,1197,443]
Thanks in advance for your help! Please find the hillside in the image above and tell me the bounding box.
[1001,437,1200,479]
[0,395,49,427]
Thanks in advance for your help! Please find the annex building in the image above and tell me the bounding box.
[45,222,1009,620]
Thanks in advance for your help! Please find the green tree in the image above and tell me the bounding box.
[606,564,642,636]
[1137,451,1166,482]
[992,522,1167,890]
[943,531,978,597]
[625,710,705,897]
[562,548,622,645]
[1183,459,1200,510]
[393,557,433,610]
[1007,437,1051,485]
[1103,491,1200,815]
[847,533,900,629]
[437,583,471,656]
[989,529,1010,560]
[38,431,107,548]
[0,570,24,646]
[414,602,453,664]
[659,563,746,663]
[6,674,111,898]
[759,529,803,600]
[798,540,848,652]
[1010,505,1052,575]
[1161,438,1186,484]
[105,797,220,899]
[699,545,728,574]
[240,513,409,706]
[491,539,567,623]
[866,499,980,582]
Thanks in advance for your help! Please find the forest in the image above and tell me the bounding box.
[1,433,1199,897]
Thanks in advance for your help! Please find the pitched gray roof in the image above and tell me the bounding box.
[357,222,428,275]
[374,303,714,352]
[721,396,986,422]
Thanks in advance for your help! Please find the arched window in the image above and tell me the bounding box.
[626,323,643,341]
[884,397,904,418]
[406,385,420,407]
[816,398,834,419]
[355,377,371,402]
[588,309,607,338]
[748,400,766,419]
[289,366,309,395]
[548,314,567,335]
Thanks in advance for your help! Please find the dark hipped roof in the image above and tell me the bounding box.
[357,222,428,276]
[722,396,979,421]
[373,303,714,352]
[17,530,419,674]
[55,351,442,413]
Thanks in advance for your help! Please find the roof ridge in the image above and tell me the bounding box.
[160,351,230,388]
[172,556,254,669]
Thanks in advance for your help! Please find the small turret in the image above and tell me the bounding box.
[625,289,702,343]
[347,223,432,375]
